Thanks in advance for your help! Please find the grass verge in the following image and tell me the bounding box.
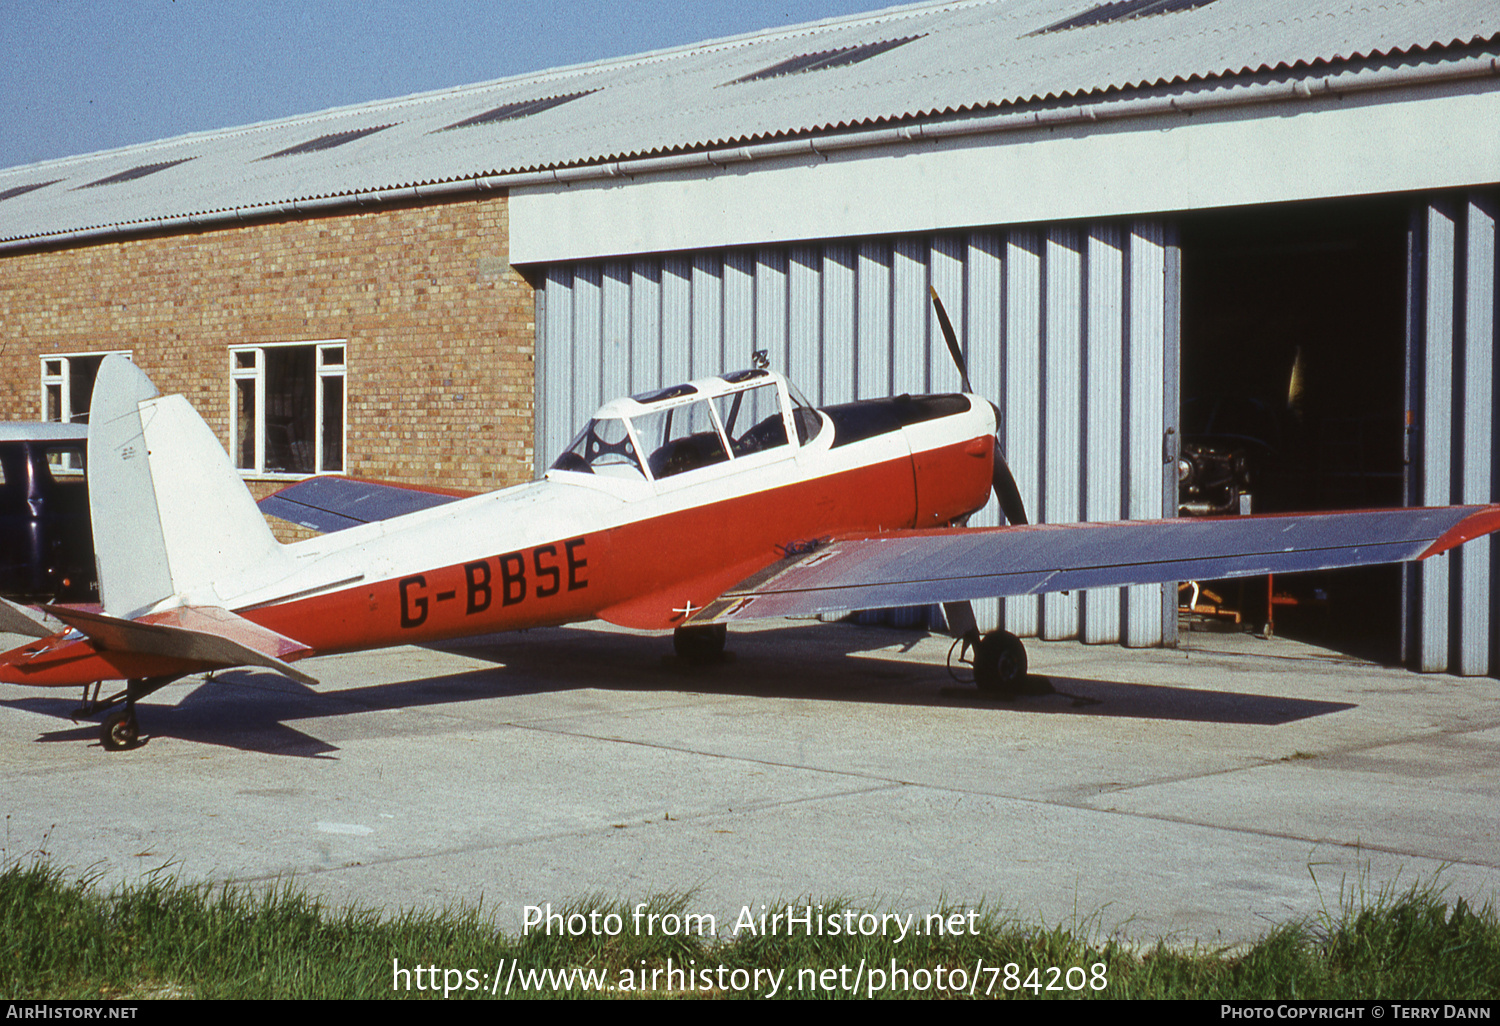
[2,858,1497,999]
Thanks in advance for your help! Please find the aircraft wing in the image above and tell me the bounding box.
[692,505,1500,624]
[257,477,472,533]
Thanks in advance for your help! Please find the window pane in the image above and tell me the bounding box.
[235,378,257,470]
[551,418,645,479]
[67,355,105,423]
[635,400,729,479]
[788,383,823,445]
[44,445,86,476]
[714,384,788,457]
[320,374,344,473]
[264,347,315,474]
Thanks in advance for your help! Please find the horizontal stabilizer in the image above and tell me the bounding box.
[258,476,470,533]
[693,505,1500,624]
[0,598,67,639]
[42,604,318,685]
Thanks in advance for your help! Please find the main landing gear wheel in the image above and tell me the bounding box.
[100,709,139,751]
[673,624,727,661]
[973,630,1030,697]
[90,675,180,752]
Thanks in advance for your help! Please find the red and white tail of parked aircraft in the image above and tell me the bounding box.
[3,298,1499,750]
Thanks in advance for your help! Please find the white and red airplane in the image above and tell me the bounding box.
[3,296,1498,750]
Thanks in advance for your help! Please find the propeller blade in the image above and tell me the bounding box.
[928,286,972,394]
[927,287,1025,523]
[993,441,1029,526]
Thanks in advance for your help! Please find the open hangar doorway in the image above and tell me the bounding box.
[1177,197,1410,661]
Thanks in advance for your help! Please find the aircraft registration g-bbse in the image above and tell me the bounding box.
[2,293,1498,751]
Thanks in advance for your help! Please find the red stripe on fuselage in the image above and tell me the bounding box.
[249,447,928,647]
[0,436,993,686]
[253,436,989,646]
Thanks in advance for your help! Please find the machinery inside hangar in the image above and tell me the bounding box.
[1179,197,1410,658]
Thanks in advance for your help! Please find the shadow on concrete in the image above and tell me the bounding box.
[954,676,1355,725]
[2,622,1354,756]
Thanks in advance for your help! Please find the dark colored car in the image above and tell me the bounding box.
[0,424,97,602]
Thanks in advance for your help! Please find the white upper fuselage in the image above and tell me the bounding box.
[222,368,996,643]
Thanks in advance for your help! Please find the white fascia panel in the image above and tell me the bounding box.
[511,84,1500,266]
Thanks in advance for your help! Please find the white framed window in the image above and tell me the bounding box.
[40,350,131,424]
[230,341,346,477]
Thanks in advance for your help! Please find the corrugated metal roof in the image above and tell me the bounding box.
[2,0,1497,246]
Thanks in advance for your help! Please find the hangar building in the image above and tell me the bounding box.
[1,0,1496,671]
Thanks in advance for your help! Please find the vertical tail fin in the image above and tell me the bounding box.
[87,356,289,617]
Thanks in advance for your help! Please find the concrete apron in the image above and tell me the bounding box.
[0,620,1495,947]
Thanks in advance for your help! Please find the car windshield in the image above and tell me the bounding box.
[45,445,86,477]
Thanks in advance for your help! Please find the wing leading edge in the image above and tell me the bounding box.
[691,506,1500,624]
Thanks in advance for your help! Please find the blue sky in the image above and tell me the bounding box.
[2,0,888,170]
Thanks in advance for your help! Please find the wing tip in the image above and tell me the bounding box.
[1418,505,1500,559]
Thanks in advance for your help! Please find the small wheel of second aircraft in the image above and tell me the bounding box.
[973,631,1029,697]
[100,709,139,751]
[673,624,727,661]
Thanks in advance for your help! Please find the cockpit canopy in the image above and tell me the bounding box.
[550,369,821,483]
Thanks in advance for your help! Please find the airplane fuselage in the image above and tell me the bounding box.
[0,384,996,686]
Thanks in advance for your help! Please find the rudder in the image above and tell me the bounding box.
[88,356,289,617]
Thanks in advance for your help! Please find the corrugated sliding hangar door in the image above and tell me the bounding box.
[1178,198,1409,660]
[533,222,1182,647]
[532,191,1497,669]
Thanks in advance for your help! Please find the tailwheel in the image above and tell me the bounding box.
[973,630,1034,697]
[100,709,140,751]
[673,623,727,661]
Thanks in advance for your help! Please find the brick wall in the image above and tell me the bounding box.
[0,195,534,537]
